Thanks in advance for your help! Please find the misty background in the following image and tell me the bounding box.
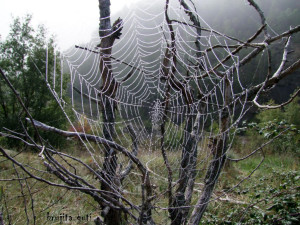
[66,0,299,110]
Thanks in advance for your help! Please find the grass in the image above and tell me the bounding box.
[0,148,100,225]
[0,134,299,224]
[206,142,300,224]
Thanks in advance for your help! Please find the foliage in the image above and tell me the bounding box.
[256,97,300,127]
[203,168,299,224]
[0,15,70,148]
[213,96,300,224]
[238,96,300,153]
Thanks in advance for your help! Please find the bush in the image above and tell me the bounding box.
[242,96,300,153]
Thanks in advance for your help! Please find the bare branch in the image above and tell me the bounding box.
[198,24,266,79]
[245,58,300,100]
[0,147,138,220]
[228,128,290,162]
[0,67,44,146]
[254,88,300,109]
[25,118,148,175]
[0,177,31,181]
[119,124,139,181]
[171,19,256,45]
[272,36,292,79]
[13,164,30,225]
[267,25,300,43]
[247,0,269,37]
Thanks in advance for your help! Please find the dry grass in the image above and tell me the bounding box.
[0,136,299,224]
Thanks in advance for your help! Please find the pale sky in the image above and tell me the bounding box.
[0,0,141,50]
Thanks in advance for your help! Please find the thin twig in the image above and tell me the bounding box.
[247,0,269,38]
[13,164,30,225]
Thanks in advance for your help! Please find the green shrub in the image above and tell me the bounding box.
[241,96,300,153]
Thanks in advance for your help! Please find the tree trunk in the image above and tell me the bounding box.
[189,140,227,224]
[188,78,232,224]
[168,2,202,222]
[170,111,198,225]
[98,0,123,224]
[100,96,121,225]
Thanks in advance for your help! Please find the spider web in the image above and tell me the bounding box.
[45,0,264,221]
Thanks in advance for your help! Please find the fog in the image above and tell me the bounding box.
[0,0,142,50]
[1,0,298,50]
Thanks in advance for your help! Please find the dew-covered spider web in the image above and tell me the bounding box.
[42,0,277,221]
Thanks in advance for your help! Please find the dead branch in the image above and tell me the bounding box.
[252,36,292,108]
[243,58,300,100]
[254,88,300,109]
[0,67,43,146]
[25,118,148,176]
[119,124,139,182]
[227,128,290,162]
[247,0,269,37]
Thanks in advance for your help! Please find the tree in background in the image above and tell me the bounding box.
[0,15,69,147]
